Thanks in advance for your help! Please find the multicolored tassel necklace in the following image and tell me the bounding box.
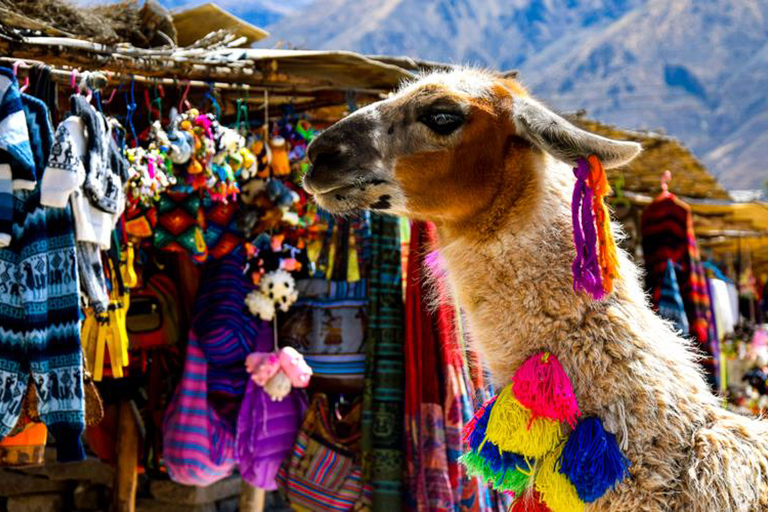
[460,353,629,511]
[460,156,629,510]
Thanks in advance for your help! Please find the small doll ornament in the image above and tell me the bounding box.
[245,347,312,401]
[269,136,291,176]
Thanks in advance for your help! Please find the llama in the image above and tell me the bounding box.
[303,69,768,511]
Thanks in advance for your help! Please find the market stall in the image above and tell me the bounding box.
[1,4,768,512]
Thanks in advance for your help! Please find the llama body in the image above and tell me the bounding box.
[303,69,768,510]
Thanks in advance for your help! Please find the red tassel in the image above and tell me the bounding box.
[510,490,551,512]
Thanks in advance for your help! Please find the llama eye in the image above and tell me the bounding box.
[420,112,464,135]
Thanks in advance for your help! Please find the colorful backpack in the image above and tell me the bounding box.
[126,272,181,351]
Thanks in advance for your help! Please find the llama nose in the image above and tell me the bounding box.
[307,133,342,165]
[305,135,348,193]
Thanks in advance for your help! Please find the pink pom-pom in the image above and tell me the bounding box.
[278,347,313,388]
[512,352,580,427]
[245,352,280,387]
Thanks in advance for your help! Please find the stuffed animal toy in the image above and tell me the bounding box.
[278,346,312,388]
[249,138,271,179]
[245,351,280,386]
[244,347,312,401]
[239,179,267,205]
[269,136,291,176]
[262,269,298,312]
[263,371,292,401]
[245,291,276,322]
[245,269,299,321]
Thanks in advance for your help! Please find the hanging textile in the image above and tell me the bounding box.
[163,331,236,486]
[236,358,307,490]
[192,246,262,427]
[404,221,454,511]
[0,69,84,463]
[361,213,405,511]
[657,259,689,335]
[282,214,370,386]
[425,225,509,512]
[641,194,717,388]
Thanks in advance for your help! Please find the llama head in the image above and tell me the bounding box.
[304,68,641,222]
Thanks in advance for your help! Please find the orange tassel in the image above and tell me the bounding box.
[587,155,619,294]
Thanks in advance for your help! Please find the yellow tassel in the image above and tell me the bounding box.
[588,155,620,294]
[94,316,108,382]
[485,385,564,458]
[82,309,98,376]
[535,444,585,512]
[118,294,130,366]
[325,226,337,280]
[107,307,124,378]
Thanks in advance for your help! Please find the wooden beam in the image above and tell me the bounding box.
[239,482,265,512]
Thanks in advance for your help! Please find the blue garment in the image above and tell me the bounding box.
[658,259,689,335]
[0,68,36,246]
[0,93,84,462]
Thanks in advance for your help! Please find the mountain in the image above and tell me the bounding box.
[262,0,768,191]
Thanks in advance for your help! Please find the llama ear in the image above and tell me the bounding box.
[512,96,641,169]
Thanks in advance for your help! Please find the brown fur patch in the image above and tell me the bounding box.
[394,98,542,242]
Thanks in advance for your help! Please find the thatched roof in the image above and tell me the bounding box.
[172,3,268,48]
[569,114,731,201]
[0,0,176,47]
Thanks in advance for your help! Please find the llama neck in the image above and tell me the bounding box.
[436,157,588,380]
[434,157,715,424]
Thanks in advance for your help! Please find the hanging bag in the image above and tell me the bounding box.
[276,394,368,511]
[126,272,181,350]
[163,333,235,486]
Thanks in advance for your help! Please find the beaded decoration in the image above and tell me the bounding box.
[460,352,629,511]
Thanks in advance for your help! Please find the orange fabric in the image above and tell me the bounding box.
[0,422,47,447]
[587,155,620,294]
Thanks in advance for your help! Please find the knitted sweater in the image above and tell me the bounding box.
[41,116,122,249]
[0,68,36,247]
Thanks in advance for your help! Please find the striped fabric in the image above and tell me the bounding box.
[163,332,236,486]
[658,259,689,335]
[0,68,36,246]
[276,430,364,512]
[641,195,716,387]
[192,246,263,424]
[303,354,366,377]
[304,437,354,489]
[361,213,406,511]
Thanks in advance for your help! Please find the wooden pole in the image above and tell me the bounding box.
[113,400,139,512]
[239,482,266,512]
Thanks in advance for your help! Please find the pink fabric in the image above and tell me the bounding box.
[163,333,236,486]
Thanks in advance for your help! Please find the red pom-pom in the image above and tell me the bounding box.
[510,490,551,512]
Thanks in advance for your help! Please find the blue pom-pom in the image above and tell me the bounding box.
[559,416,630,502]
[477,440,531,474]
[467,399,495,451]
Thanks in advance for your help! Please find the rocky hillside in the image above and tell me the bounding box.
[260,0,768,191]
